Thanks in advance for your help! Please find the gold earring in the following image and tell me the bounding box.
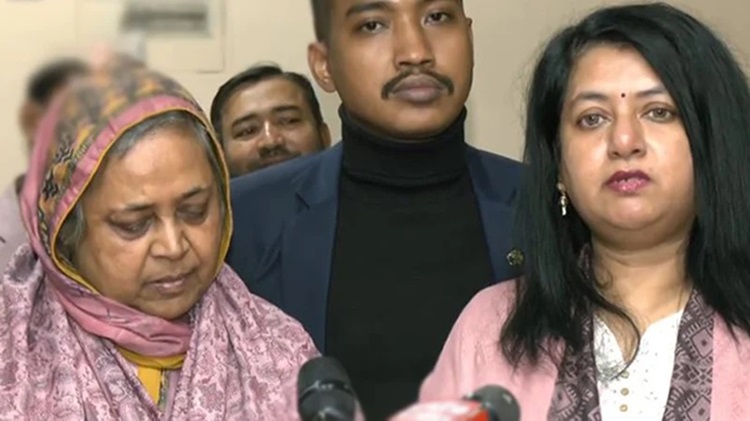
[557,182,568,216]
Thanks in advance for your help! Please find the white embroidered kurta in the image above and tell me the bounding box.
[594,311,683,420]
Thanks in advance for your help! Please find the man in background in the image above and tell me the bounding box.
[0,58,89,267]
[210,63,330,177]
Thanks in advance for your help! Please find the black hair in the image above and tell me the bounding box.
[26,58,89,105]
[209,63,324,143]
[502,2,750,366]
[310,0,329,43]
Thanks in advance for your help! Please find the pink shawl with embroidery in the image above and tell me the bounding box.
[0,60,318,420]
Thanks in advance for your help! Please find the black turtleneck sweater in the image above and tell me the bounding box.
[326,109,494,420]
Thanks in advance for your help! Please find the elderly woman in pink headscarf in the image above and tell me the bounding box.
[0,58,318,419]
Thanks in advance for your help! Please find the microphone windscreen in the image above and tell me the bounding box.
[297,356,352,397]
[466,385,520,421]
[297,356,357,421]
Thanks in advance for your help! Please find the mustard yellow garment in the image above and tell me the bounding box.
[138,366,163,403]
[119,347,185,402]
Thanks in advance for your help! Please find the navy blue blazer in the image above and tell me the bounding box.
[227,143,523,350]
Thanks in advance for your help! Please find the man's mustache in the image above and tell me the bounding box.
[381,69,454,99]
[259,146,295,160]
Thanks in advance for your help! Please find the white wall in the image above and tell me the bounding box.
[0,0,747,185]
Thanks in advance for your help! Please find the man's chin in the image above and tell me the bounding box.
[374,105,461,139]
[231,154,302,177]
[387,120,456,140]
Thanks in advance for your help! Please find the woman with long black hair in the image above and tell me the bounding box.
[420,3,750,420]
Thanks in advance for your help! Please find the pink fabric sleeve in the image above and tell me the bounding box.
[419,281,517,401]
[417,280,561,421]
[711,316,750,420]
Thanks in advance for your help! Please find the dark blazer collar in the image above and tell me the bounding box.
[292,144,343,208]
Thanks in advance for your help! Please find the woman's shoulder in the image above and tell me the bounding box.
[420,279,559,413]
[419,279,520,398]
[443,278,520,371]
[456,279,518,337]
[474,279,517,310]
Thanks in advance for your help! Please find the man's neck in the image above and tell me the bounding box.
[339,106,469,187]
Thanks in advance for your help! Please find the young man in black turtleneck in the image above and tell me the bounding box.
[227,0,522,418]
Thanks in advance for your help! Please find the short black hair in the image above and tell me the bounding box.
[26,58,89,106]
[310,0,330,42]
[210,63,324,143]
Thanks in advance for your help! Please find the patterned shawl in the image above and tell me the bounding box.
[548,288,713,420]
[0,58,318,420]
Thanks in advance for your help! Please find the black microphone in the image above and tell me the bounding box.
[466,385,520,421]
[297,356,360,421]
[389,385,520,421]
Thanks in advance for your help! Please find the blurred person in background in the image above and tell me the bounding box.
[210,63,330,177]
[0,58,89,268]
[18,58,89,153]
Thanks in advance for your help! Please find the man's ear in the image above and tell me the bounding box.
[308,42,337,93]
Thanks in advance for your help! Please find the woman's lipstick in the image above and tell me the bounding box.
[605,170,651,194]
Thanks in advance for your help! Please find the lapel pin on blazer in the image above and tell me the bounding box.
[506,248,524,267]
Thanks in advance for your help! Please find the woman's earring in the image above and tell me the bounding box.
[557,182,568,216]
